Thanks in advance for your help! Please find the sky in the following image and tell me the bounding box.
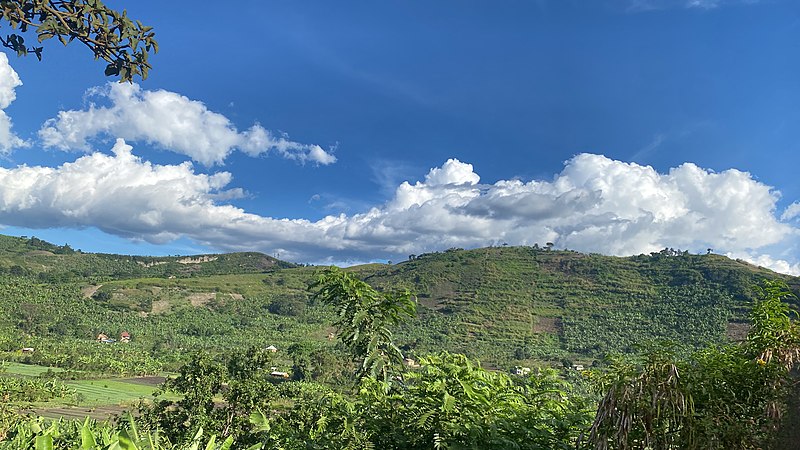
[0,0,798,274]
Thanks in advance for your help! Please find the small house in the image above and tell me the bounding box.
[270,371,290,378]
[513,366,531,376]
[96,333,115,344]
[404,357,420,368]
[265,345,278,352]
[572,364,585,371]
[21,347,34,354]
[120,331,131,343]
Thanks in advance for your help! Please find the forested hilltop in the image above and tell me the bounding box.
[0,234,799,449]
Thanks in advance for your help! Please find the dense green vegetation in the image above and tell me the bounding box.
[0,272,797,449]
[0,235,796,373]
[0,235,798,448]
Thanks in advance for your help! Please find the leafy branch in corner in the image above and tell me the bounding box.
[0,0,157,81]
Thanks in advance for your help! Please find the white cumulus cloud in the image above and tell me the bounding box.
[0,53,28,152]
[0,145,796,273]
[38,82,336,166]
[726,252,800,277]
[781,201,800,222]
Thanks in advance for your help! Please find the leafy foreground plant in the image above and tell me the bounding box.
[264,353,594,449]
[586,280,800,450]
[133,269,593,449]
[0,413,244,450]
[312,267,416,383]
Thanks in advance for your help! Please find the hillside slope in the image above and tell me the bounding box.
[0,235,796,370]
[0,235,296,282]
[356,247,799,365]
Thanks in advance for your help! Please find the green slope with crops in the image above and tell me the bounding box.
[0,235,797,373]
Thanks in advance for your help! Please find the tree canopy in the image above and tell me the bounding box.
[0,0,157,81]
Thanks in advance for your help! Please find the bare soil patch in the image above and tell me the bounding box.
[150,299,170,314]
[726,321,750,342]
[119,376,166,386]
[178,256,217,264]
[534,316,561,334]
[81,284,102,298]
[188,292,216,307]
[23,405,128,421]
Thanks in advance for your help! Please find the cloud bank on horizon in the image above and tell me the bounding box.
[0,138,796,275]
[625,0,757,12]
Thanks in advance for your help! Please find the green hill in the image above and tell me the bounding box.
[357,247,799,366]
[0,234,297,282]
[0,235,797,372]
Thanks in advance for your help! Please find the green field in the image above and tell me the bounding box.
[2,361,65,377]
[66,378,163,406]
[2,361,173,420]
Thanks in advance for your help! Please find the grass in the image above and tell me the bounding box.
[2,361,173,408]
[2,361,66,376]
[66,379,162,406]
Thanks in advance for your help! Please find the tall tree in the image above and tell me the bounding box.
[312,267,416,383]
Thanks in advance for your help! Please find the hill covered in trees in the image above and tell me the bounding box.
[0,234,796,370]
[0,234,297,282]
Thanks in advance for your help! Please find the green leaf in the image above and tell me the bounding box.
[80,421,97,449]
[104,63,119,76]
[219,435,235,450]
[116,430,139,450]
[249,409,271,433]
[35,435,53,450]
[442,392,455,413]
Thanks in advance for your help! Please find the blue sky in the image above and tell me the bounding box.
[0,0,798,273]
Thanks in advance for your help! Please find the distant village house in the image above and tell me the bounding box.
[120,331,131,343]
[404,357,420,368]
[265,345,278,352]
[513,366,531,376]
[96,333,116,344]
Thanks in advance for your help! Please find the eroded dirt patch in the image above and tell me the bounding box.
[81,284,102,298]
[119,376,166,386]
[534,316,562,334]
[726,321,750,342]
[151,299,170,314]
[188,293,216,307]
